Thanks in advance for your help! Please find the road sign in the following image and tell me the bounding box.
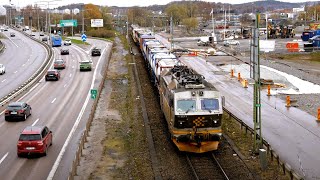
[81,33,87,42]
[60,20,77,27]
[90,89,97,99]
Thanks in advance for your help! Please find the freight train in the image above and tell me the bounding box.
[131,25,224,153]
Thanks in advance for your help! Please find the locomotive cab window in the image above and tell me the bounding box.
[201,98,219,110]
[176,99,196,112]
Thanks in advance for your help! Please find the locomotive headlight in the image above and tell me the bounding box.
[199,91,204,96]
[191,91,196,96]
[214,120,217,124]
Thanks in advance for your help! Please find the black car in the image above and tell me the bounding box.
[45,69,60,81]
[42,37,48,42]
[10,33,15,37]
[5,102,32,121]
[91,47,101,56]
[60,48,69,55]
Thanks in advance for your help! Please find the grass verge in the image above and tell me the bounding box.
[269,52,320,62]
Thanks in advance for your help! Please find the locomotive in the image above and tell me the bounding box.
[132,25,223,153]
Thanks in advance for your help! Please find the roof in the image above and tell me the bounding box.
[8,102,24,107]
[21,126,44,134]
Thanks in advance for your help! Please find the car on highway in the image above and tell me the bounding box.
[0,64,5,75]
[91,47,101,56]
[79,60,92,71]
[17,125,53,157]
[45,69,60,81]
[4,26,8,31]
[54,59,66,69]
[42,37,48,42]
[60,48,69,55]
[10,32,15,37]
[4,102,32,121]
[40,32,45,36]
[64,39,72,46]
[223,39,240,46]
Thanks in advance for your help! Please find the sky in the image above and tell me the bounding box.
[0,0,319,9]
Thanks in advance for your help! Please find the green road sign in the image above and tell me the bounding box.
[90,89,97,99]
[60,20,77,27]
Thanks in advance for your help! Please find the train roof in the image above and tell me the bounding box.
[152,53,176,60]
[157,58,180,67]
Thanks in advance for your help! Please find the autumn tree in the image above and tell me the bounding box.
[181,17,198,32]
[165,4,188,25]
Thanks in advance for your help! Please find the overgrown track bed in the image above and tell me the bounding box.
[186,136,255,180]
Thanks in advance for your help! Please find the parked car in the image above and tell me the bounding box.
[45,69,60,81]
[10,32,15,37]
[91,47,101,56]
[5,102,32,121]
[39,32,45,36]
[79,60,92,71]
[60,48,69,55]
[17,125,53,157]
[42,37,48,42]
[64,39,71,45]
[223,39,240,46]
[0,64,5,75]
[54,59,66,69]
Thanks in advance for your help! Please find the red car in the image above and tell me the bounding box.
[17,126,53,157]
[54,59,66,69]
[45,69,60,81]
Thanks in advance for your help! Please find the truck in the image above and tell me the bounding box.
[197,36,213,46]
[79,60,92,71]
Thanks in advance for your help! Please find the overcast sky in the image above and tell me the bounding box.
[0,0,317,8]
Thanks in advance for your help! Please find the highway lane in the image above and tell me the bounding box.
[0,28,47,99]
[0,39,111,179]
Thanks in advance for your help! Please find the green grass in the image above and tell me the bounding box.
[270,52,320,62]
[62,36,90,45]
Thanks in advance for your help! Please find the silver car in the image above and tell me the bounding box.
[0,64,5,75]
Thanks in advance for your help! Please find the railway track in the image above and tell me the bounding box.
[187,153,229,180]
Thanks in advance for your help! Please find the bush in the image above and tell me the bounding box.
[86,29,115,39]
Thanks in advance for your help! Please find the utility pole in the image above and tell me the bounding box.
[71,9,73,38]
[82,6,84,34]
[170,16,173,51]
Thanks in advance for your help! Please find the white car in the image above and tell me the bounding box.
[223,40,240,46]
[0,64,5,75]
[64,39,72,46]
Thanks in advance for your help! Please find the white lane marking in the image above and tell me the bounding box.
[69,74,72,77]
[86,45,95,54]
[22,64,25,67]
[3,32,19,47]
[63,84,67,88]
[72,59,75,62]
[0,152,9,165]
[72,66,74,69]
[1,79,6,83]
[47,44,107,180]
[14,71,17,74]
[32,119,39,126]
[28,59,30,62]
[51,98,56,104]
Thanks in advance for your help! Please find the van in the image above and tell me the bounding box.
[25,26,30,30]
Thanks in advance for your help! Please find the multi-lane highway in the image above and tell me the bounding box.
[0,29,47,99]
[0,29,111,179]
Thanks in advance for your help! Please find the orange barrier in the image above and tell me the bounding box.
[286,42,299,52]
[238,73,241,81]
[231,69,234,78]
[241,79,248,88]
[286,96,291,107]
[318,108,320,121]
[267,85,271,96]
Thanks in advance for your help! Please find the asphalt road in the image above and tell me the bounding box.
[0,38,111,180]
[0,28,47,100]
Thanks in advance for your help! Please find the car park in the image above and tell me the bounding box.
[64,39,72,45]
[45,69,60,81]
[54,59,66,69]
[10,32,15,37]
[223,39,240,46]
[60,48,69,55]
[5,102,32,121]
[91,47,101,56]
[17,125,53,157]
[0,64,5,75]
[79,60,92,71]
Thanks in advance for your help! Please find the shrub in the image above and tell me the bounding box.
[87,29,115,39]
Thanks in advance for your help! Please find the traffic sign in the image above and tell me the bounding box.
[60,20,77,27]
[81,33,87,42]
[90,89,97,99]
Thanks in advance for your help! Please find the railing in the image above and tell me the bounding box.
[0,40,4,53]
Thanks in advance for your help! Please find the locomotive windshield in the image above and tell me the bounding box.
[201,98,219,111]
[176,99,196,112]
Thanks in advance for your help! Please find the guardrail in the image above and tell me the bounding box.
[68,41,113,180]
[0,30,54,107]
[223,107,302,180]
[0,40,5,53]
